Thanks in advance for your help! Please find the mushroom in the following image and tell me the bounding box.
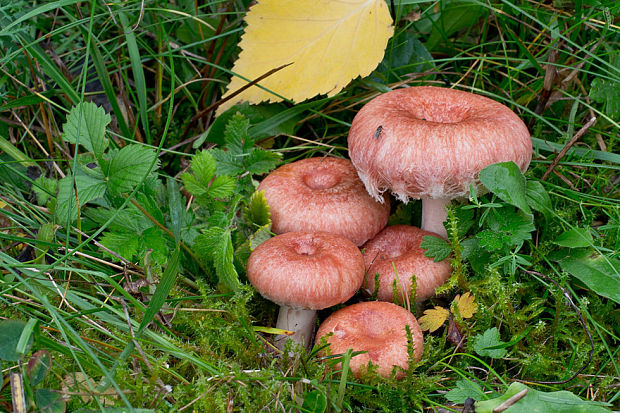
[315,301,423,379]
[361,225,452,303]
[247,231,365,350]
[348,86,531,238]
[257,157,390,246]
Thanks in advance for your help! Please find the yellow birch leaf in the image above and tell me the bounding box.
[418,306,450,332]
[453,292,478,319]
[217,0,393,114]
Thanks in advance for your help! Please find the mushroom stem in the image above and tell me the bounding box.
[421,198,450,238]
[274,306,317,350]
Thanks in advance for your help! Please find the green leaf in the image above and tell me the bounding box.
[420,235,451,262]
[554,228,593,248]
[301,390,327,413]
[475,382,612,413]
[54,168,106,223]
[486,207,535,248]
[473,327,507,359]
[245,148,282,175]
[245,190,271,227]
[525,180,552,219]
[35,388,66,413]
[211,148,244,176]
[99,232,140,261]
[426,0,487,50]
[224,112,253,153]
[194,227,241,291]
[0,320,30,361]
[559,255,620,304]
[27,350,52,387]
[190,150,217,184]
[180,173,207,197]
[249,223,272,251]
[106,144,158,194]
[476,230,505,252]
[208,176,236,199]
[62,102,110,160]
[445,379,486,403]
[479,162,531,215]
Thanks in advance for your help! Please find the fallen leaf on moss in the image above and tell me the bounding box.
[419,306,450,332]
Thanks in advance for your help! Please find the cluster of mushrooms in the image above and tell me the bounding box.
[246,86,532,379]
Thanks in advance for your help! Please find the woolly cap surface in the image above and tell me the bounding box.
[362,225,452,303]
[347,86,532,203]
[257,157,390,246]
[247,232,365,310]
[316,301,423,379]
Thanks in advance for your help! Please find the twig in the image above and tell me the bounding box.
[492,388,529,412]
[541,116,597,181]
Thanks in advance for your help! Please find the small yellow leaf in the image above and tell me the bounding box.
[453,292,478,319]
[419,306,450,332]
[218,0,393,114]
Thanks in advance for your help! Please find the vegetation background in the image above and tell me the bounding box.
[0,0,618,411]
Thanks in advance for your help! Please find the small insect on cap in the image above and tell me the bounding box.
[347,86,532,203]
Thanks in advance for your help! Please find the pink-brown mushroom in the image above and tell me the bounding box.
[348,86,531,237]
[316,301,424,379]
[362,225,452,303]
[257,157,390,246]
[247,231,365,350]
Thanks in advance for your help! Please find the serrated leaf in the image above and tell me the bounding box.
[475,382,612,413]
[554,228,593,248]
[99,231,140,261]
[418,306,450,332]
[211,148,244,176]
[420,235,451,262]
[453,292,477,319]
[473,327,507,359]
[445,379,485,403]
[190,150,217,184]
[486,207,535,248]
[246,190,271,227]
[245,149,282,175]
[62,102,110,160]
[218,0,393,114]
[54,168,106,223]
[208,175,236,199]
[181,173,207,197]
[249,223,273,250]
[194,227,241,291]
[106,144,158,193]
[559,255,620,304]
[479,162,531,215]
[224,113,252,153]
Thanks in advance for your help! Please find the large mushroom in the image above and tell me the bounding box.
[247,231,365,350]
[348,86,532,238]
[316,301,424,379]
[257,157,390,246]
[362,225,452,303]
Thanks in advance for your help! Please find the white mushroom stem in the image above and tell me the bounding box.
[421,198,450,239]
[274,305,317,350]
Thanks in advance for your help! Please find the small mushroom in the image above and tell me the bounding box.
[348,86,531,237]
[316,301,424,379]
[257,157,390,246]
[362,225,452,303]
[247,231,365,350]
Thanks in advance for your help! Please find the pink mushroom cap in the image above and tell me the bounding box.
[362,225,452,303]
[257,157,390,246]
[316,301,424,379]
[347,86,532,203]
[247,231,365,310]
